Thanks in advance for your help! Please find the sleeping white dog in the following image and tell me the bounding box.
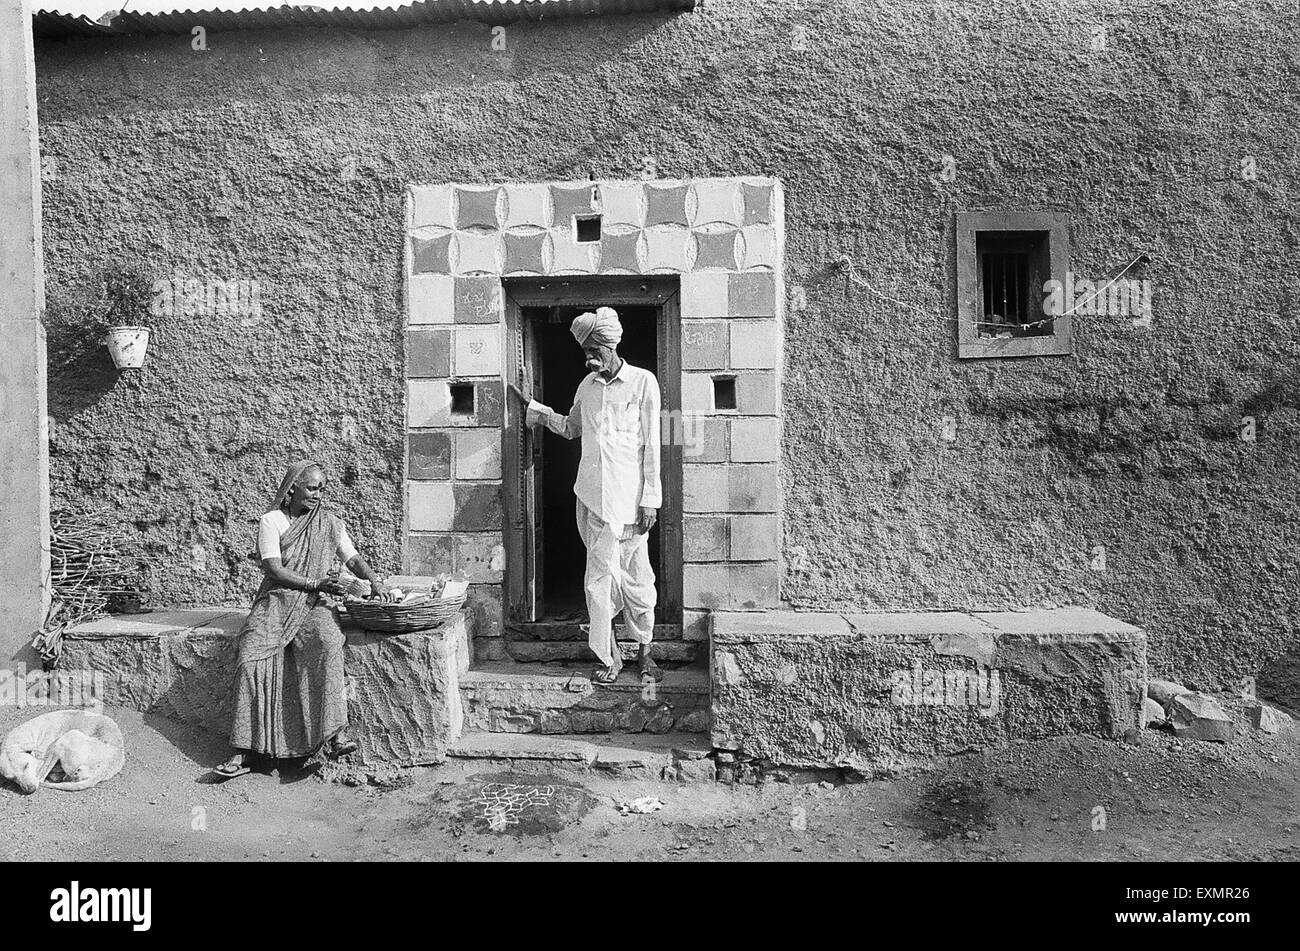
[0,710,125,794]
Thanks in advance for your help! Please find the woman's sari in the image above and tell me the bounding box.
[230,469,350,758]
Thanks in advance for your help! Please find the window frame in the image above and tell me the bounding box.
[956,211,1071,359]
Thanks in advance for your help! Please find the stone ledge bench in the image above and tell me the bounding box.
[709,608,1147,770]
[57,606,470,768]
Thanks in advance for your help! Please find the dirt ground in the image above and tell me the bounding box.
[2,702,1297,862]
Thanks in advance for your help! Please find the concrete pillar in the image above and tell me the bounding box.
[0,0,51,661]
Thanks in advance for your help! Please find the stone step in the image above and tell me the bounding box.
[505,621,683,642]
[475,637,701,666]
[448,730,712,776]
[460,662,710,735]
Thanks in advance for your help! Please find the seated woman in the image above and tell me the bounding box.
[212,459,393,779]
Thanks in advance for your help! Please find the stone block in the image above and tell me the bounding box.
[642,227,691,272]
[344,617,468,765]
[1142,697,1166,728]
[452,482,503,531]
[408,273,455,323]
[475,380,505,428]
[550,183,597,225]
[453,325,501,377]
[681,320,729,370]
[408,481,454,531]
[729,514,778,561]
[411,233,454,276]
[600,232,641,273]
[454,232,502,275]
[644,183,689,227]
[709,610,1147,768]
[58,610,471,767]
[690,180,744,229]
[502,183,550,230]
[408,534,455,576]
[1147,679,1190,706]
[728,464,779,512]
[57,611,244,736]
[456,533,504,583]
[549,232,599,274]
[597,182,643,228]
[502,230,547,275]
[742,181,776,225]
[681,373,715,413]
[683,562,778,610]
[683,464,728,512]
[682,609,711,642]
[408,327,450,378]
[455,185,502,230]
[454,428,502,479]
[410,185,455,230]
[729,417,779,463]
[740,224,779,270]
[681,416,728,464]
[692,230,741,270]
[736,372,778,415]
[675,758,717,783]
[453,276,503,324]
[730,319,779,369]
[408,430,451,480]
[409,380,452,428]
[730,563,779,609]
[1168,692,1235,742]
[729,272,777,317]
[465,583,503,639]
[684,515,728,562]
[681,272,729,318]
[1248,702,1280,734]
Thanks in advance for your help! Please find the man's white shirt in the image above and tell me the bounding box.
[526,361,662,529]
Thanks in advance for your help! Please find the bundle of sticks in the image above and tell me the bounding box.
[31,512,142,668]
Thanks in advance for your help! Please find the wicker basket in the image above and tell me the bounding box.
[343,594,466,633]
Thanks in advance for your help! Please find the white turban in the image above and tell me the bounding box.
[571,306,622,348]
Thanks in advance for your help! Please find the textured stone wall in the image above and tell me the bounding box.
[710,609,1148,769]
[58,609,471,766]
[33,0,1300,696]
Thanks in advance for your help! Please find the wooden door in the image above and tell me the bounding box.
[523,315,544,619]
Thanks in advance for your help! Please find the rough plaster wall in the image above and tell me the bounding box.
[33,0,1299,695]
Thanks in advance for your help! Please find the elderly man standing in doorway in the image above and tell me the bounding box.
[508,306,664,685]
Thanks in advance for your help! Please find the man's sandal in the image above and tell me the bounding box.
[639,658,665,683]
[592,666,619,684]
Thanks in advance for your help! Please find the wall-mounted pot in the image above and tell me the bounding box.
[104,326,150,369]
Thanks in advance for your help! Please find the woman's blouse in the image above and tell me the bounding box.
[258,509,359,563]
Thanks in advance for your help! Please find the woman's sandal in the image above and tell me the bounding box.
[328,733,359,758]
[592,666,619,684]
[211,757,251,779]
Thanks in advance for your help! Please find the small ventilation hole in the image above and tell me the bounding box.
[713,376,737,411]
[450,383,475,416]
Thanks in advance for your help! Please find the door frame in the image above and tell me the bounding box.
[502,276,683,625]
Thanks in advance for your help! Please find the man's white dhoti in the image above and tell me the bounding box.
[575,498,657,673]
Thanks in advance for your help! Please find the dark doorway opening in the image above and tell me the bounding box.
[528,304,662,622]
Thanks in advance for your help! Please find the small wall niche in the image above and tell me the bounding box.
[449,382,475,416]
[575,214,602,243]
[712,375,737,411]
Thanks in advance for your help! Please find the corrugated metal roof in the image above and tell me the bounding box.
[33,0,695,37]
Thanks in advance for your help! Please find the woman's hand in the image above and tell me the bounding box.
[315,577,347,596]
[370,581,396,603]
